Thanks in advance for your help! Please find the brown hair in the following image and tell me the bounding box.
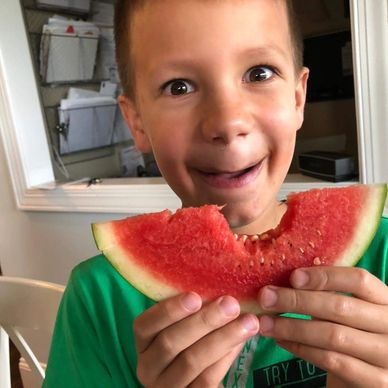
[114,0,304,99]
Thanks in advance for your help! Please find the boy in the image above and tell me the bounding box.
[44,1,388,387]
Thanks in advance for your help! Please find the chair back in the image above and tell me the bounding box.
[0,276,65,388]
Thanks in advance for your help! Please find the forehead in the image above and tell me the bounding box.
[129,0,293,76]
[130,0,288,34]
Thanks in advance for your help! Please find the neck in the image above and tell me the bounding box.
[231,200,287,236]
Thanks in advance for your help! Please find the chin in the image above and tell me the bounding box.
[219,203,261,229]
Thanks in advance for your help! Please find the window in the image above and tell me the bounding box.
[0,0,387,213]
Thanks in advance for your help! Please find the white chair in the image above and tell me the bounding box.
[0,276,65,388]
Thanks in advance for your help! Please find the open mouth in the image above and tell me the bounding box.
[197,159,264,189]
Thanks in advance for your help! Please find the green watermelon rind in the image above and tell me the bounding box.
[92,183,387,314]
[335,183,387,266]
[92,222,179,300]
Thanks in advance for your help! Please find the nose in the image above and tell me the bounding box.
[200,92,253,145]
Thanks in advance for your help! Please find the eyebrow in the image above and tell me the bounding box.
[243,44,291,61]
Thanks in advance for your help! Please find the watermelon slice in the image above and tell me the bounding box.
[92,184,387,314]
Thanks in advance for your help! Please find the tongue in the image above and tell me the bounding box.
[215,170,246,179]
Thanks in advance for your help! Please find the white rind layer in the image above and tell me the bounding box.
[336,183,387,266]
[93,222,179,300]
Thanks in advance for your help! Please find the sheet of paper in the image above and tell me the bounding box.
[40,17,99,83]
[94,27,116,81]
[58,96,117,154]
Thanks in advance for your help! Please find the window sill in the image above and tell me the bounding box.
[18,174,359,214]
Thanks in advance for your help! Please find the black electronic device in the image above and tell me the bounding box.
[298,151,357,182]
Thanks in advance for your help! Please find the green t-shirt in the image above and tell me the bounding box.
[43,217,388,388]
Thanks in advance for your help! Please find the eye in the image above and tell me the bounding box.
[243,66,275,83]
[162,79,195,96]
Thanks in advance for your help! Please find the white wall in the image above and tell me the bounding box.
[0,128,133,384]
[0,133,127,285]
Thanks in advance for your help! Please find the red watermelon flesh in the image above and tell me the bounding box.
[92,184,387,314]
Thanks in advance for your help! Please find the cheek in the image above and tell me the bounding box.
[262,100,298,171]
[150,136,179,166]
[265,104,298,147]
[145,104,195,152]
[139,109,178,154]
[144,121,188,175]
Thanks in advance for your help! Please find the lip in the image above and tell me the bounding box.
[196,159,264,189]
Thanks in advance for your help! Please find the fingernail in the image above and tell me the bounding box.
[261,287,278,308]
[260,316,274,333]
[293,269,309,288]
[241,314,259,331]
[181,292,201,312]
[219,296,240,316]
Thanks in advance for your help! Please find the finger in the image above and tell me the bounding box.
[140,295,241,373]
[257,286,388,333]
[159,314,259,387]
[326,374,353,388]
[260,315,388,368]
[290,267,388,305]
[276,340,388,388]
[133,292,202,353]
[188,343,244,388]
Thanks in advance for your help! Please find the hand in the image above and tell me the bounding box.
[257,266,388,387]
[133,292,259,387]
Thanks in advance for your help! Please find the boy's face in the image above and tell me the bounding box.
[119,0,309,231]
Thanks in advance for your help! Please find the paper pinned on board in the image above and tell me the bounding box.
[94,27,117,81]
[58,86,132,155]
[40,17,100,83]
[58,95,116,154]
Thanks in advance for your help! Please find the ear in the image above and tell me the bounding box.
[294,67,310,130]
[118,95,152,152]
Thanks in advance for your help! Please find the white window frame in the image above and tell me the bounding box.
[0,0,387,214]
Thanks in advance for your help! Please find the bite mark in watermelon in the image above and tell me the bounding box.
[92,184,387,314]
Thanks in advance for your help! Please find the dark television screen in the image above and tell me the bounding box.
[303,31,354,102]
